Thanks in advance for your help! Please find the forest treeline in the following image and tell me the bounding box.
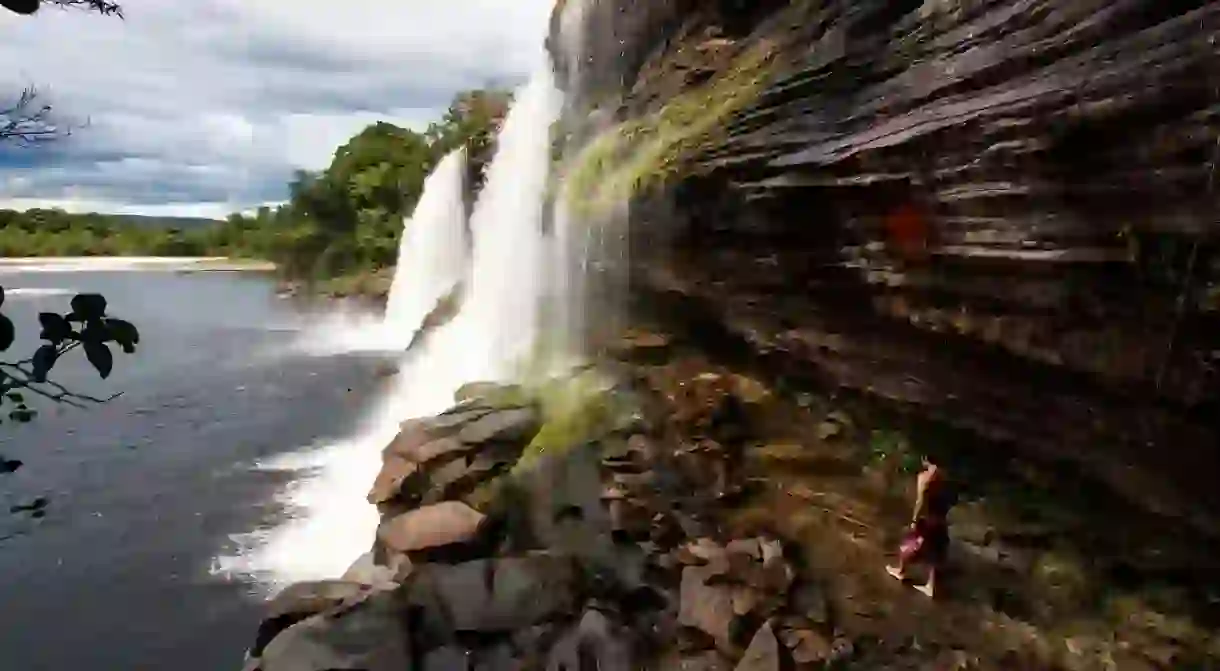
[0,90,508,286]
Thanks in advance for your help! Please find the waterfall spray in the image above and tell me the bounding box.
[383,148,470,339]
[215,59,568,588]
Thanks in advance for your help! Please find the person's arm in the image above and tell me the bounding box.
[911,472,929,523]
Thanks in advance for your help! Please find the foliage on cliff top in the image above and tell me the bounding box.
[558,39,779,217]
[0,89,508,290]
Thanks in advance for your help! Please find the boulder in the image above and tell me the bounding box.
[259,588,410,671]
[402,436,474,465]
[789,582,829,625]
[472,643,519,671]
[420,458,476,504]
[251,580,369,657]
[467,440,527,474]
[784,628,833,665]
[340,552,398,587]
[725,538,761,560]
[383,418,434,459]
[734,622,781,671]
[377,501,486,554]
[679,565,736,648]
[423,646,470,671]
[458,407,541,445]
[612,330,672,364]
[608,499,654,540]
[664,651,735,671]
[405,554,580,634]
[545,609,632,671]
[625,434,659,461]
[429,406,498,432]
[731,585,761,617]
[454,381,529,407]
[366,456,419,504]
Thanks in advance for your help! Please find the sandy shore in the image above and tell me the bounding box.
[0,257,277,273]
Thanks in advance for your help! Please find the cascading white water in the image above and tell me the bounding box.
[382,148,470,338]
[452,71,564,383]
[291,149,470,356]
[544,0,631,366]
[214,58,566,589]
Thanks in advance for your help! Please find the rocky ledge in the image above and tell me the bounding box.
[239,373,857,671]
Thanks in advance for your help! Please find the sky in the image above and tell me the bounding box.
[0,0,555,218]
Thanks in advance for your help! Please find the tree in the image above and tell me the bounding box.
[1,0,122,145]
[2,82,511,288]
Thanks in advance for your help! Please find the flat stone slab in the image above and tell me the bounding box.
[458,407,541,445]
[367,456,419,504]
[377,501,486,553]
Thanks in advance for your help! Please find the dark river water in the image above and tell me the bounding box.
[0,264,391,671]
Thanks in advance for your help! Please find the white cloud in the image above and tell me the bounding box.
[0,0,553,215]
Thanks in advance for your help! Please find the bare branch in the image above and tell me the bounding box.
[0,0,123,17]
[0,342,123,409]
[0,86,90,147]
[0,87,62,146]
[45,0,123,17]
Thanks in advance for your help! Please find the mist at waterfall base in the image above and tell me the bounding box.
[214,63,567,589]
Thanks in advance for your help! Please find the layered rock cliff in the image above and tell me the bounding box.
[551,0,1220,531]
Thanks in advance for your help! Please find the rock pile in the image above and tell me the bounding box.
[239,377,856,670]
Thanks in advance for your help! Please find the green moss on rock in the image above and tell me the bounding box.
[559,41,779,218]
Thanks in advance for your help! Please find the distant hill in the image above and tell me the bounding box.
[109,215,223,229]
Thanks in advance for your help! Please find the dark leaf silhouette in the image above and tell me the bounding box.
[38,312,71,343]
[105,318,140,350]
[83,341,113,379]
[0,0,39,16]
[1,458,22,474]
[8,408,35,423]
[31,344,58,382]
[10,496,49,514]
[69,293,107,321]
[0,313,13,351]
[79,319,110,344]
[0,285,5,307]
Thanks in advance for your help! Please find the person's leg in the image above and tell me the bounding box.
[914,527,947,597]
[914,565,937,597]
[888,523,922,580]
[886,558,908,580]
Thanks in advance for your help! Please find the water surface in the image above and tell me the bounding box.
[0,265,389,671]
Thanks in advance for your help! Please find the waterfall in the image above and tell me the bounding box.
[544,0,630,365]
[289,149,469,355]
[383,147,470,339]
[451,69,564,382]
[214,59,567,589]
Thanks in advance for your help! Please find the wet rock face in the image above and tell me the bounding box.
[404,555,581,633]
[258,588,410,671]
[250,581,371,658]
[552,0,1220,526]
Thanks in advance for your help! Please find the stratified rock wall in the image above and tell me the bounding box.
[550,1,1220,527]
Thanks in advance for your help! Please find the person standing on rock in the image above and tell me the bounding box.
[886,456,954,598]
